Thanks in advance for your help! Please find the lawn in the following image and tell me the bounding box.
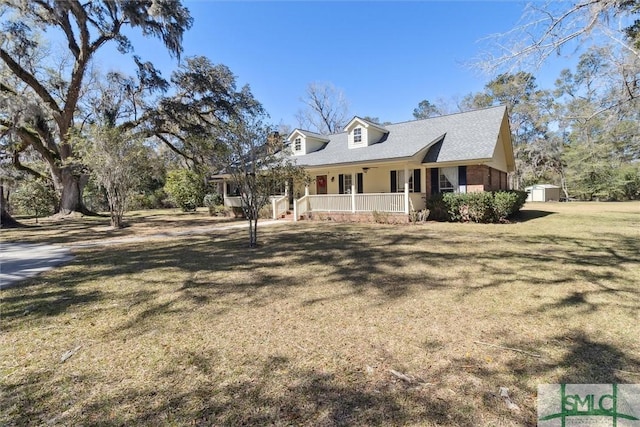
[2,202,639,426]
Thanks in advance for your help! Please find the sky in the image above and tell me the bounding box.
[92,1,576,129]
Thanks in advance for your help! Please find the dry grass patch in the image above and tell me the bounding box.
[3,208,242,246]
[2,202,639,426]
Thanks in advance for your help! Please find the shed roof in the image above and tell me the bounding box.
[525,184,561,190]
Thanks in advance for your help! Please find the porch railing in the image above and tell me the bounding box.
[294,193,407,221]
[354,193,405,213]
[224,196,243,207]
[272,195,289,219]
[308,194,352,211]
[294,195,309,220]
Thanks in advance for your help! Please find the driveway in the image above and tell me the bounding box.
[0,219,287,288]
[0,243,74,289]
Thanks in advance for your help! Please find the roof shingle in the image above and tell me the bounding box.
[290,105,507,167]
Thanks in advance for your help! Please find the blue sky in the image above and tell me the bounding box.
[94,1,574,128]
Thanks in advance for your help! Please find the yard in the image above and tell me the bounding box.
[2,202,639,426]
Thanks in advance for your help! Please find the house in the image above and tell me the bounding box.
[222,105,515,221]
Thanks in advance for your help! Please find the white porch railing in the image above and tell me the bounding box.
[294,193,407,221]
[272,195,289,219]
[224,196,243,207]
[354,193,405,213]
[309,194,352,212]
[294,195,309,220]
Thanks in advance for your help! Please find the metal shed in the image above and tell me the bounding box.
[525,184,561,202]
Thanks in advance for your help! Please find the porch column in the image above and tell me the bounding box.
[404,165,410,214]
[272,198,277,220]
[222,180,228,207]
[304,184,309,197]
[351,171,356,213]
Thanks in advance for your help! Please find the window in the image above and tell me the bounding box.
[439,167,458,192]
[353,128,362,143]
[338,174,353,194]
[390,169,421,193]
[343,174,352,193]
[294,137,301,151]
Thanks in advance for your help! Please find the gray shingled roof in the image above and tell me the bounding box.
[290,105,507,167]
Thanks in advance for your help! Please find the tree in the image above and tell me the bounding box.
[77,125,146,228]
[164,169,205,212]
[149,56,261,176]
[461,72,555,189]
[11,177,57,223]
[0,0,192,215]
[553,47,640,200]
[295,82,350,134]
[218,117,305,248]
[478,1,640,73]
[412,99,441,119]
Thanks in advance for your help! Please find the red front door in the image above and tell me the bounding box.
[316,175,327,194]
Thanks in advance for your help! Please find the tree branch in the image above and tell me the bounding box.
[0,48,62,117]
[153,133,194,161]
[12,154,51,181]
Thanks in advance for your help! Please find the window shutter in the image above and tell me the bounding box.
[413,169,421,193]
[430,168,439,195]
[458,166,467,184]
[357,173,364,194]
[338,174,344,194]
[390,170,397,193]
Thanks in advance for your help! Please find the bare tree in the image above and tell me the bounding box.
[295,82,350,134]
[219,117,305,248]
[476,1,640,74]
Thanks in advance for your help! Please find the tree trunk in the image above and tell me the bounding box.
[248,217,258,248]
[0,185,23,228]
[56,168,94,215]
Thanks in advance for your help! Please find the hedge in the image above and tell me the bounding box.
[425,190,527,223]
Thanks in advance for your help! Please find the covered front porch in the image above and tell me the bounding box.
[291,163,424,220]
[220,162,425,221]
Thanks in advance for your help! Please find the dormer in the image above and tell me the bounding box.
[344,117,388,149]
[287,129,330,156]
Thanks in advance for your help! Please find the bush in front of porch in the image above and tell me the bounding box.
[426,190,527,223]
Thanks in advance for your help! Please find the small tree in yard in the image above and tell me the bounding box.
[12,178,57,223]
[220,118,305,248]
[164,169,205,212]
[77,126,145,228]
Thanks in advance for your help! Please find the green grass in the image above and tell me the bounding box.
[2,202,639,426]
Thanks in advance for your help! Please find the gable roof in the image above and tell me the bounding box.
[288,105,510,168]
[289,129,331,142]
[344,116,389,133]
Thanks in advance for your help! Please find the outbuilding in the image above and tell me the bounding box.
[525,184,561,202]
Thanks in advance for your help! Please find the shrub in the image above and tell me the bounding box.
[425,195,449,221]
[203,193,226,216]
[372,210,390,224]
[409,209,429,223]
[164,169,205,212]
[203,193,223,208]
[426,190,527,223]
[493,191,527,222]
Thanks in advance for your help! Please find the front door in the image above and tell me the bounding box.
[316,175,327,194]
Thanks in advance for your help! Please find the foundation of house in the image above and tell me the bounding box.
[302,211,410,224]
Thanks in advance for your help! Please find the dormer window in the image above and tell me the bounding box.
[294,137,301,152]
[354,128,362,143]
